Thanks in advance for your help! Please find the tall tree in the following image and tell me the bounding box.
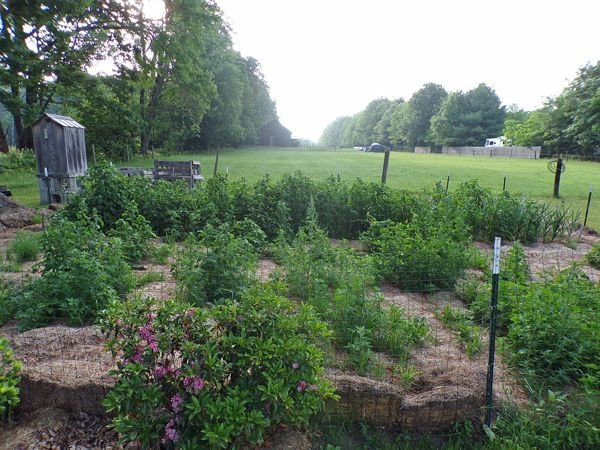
[120,0,227,154]
[0,0,128,148]
[391,83,447,148]
[430,84,505,146]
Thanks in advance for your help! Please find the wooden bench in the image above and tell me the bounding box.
[153,160,204,188]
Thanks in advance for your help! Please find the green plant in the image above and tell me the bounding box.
[149,242,174,264]
[16,210,134,329]
[173,224,258,306]
[362,217,471,291]
[507,266,600,386]
[101,285,337,449]
[0,337,22,422]
[0,280,16,325]
[109,201,156,263]
[437,305,483,358]
[0,148,36,171]
[135,271,165,288]
[586,243,600,269]
[7,230,42,263]
[346,327,374,375]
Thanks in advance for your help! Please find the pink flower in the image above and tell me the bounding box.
[149,341,159,353]
[183,376,205,393]
[185,309,196,317]
[154,365,167,379]
[139,324,154,341]
[170,393,184,412]
[308,384,318,391]
[162,419,179,443]
[132,353,143,364]
[297,380,307,392]
[292,362,299,370]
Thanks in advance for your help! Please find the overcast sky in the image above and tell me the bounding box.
[153,0,600,142]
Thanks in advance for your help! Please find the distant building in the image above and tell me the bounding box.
[32,113,88,204]
[259,120,292,147]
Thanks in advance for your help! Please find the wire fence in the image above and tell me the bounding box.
[0,228,599,446]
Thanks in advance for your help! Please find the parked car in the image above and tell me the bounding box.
[367,143,386,153]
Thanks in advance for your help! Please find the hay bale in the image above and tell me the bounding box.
[7,326,114,415]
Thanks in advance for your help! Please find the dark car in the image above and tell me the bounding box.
[367,143,386,153]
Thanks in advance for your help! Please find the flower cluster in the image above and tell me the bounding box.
[162,419,179,444]
[183,376,205,394]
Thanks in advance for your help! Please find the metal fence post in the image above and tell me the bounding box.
[485,237,501,427]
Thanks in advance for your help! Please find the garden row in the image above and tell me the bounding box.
[1,164,599,448]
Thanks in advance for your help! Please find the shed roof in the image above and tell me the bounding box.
[33,113,85,129]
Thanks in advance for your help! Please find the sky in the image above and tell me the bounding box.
[149,0,600,142]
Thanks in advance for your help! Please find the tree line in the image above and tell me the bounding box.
[0,0,277,159]
[320,61,599,159]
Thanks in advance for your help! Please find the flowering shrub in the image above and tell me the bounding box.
[101,285,337,448]
[0,337,21,422]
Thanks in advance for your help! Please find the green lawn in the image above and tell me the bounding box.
[2,147,599,231]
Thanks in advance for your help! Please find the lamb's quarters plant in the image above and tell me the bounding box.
[507,266,600,386]
[15,209,134,329]
[231,218,267,254]
[100,286,337,449]
[274,201,336,301]
[108,201,156,263]
[0,337,21,422]
[173,224,258,307]
[78,163,133,231]
[362,217,471,291]
[6,230,42,263]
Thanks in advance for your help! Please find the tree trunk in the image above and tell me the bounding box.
[0,121,9,153]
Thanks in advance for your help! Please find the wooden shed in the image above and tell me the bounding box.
[32,113,88,204]
[259,120,292,147]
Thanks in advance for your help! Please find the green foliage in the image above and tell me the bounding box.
[78,163,132,231]
[109,202,156,263]
[277,216,428,374]
[452,180,578,243]
[0,280,16,325]
[436,306,482,358]
[101,286,337,449]
[6,230,41,263]
[507,267,600,386]
[362,217,471,291]
[0,337,21,422]
[16,210,134,329]
[346,327,374,376]
[173,224,258,306]
[0,148,36,171]
[134,271,165,289]
[586,243,600,269]
[430,84,505,146]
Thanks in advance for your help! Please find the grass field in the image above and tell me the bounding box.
[2,147,599,231]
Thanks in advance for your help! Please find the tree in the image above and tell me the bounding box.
[319,116,352,147]
[555,62,600,157]
[390,83,447,148]
[0,0,128,148]
[62,74,141,160]
[430,84,505,146]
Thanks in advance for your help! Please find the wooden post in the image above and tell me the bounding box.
[213,147,220,177]
[381,149,390,184]
[553,158,563,198]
